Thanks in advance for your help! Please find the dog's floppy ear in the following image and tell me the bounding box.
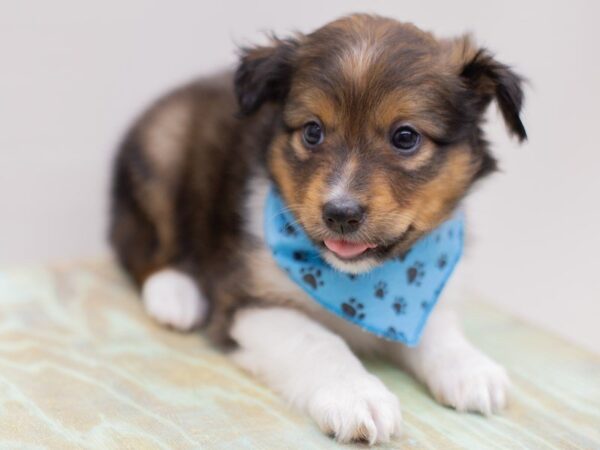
[451,37,527,141]
[234,36,300,116]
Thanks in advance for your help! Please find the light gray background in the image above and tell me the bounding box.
[1,1,598,353]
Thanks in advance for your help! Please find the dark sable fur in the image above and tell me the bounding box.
[109,14,526,345]
[235,37,300,116]
[110,76,281,344]
[461,49,527,141]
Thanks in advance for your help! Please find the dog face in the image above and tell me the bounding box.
[235,14,526,273]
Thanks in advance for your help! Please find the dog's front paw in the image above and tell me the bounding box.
[308,373,402,445]
[142,269,208,330]
[426,350,510,415]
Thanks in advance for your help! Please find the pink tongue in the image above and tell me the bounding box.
[323,239,377,259]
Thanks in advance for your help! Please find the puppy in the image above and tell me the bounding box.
[110,14,526,445]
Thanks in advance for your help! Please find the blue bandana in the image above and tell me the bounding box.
[264,187,464,346]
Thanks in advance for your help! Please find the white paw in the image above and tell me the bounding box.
[425,350,510,415]
[142,269,208,330]
[308,373,402,445]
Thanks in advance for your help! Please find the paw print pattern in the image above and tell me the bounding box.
[384,327,406,341]
[282,222,298,237]
[374,281,388,299]
[407,261,425,286]
[293,250,309,262]
[437,253,448,269]
[396,249,411,263]
[421,300,429,310]
[300,266,324,289]
[392,297,407,315]
[341,298,365,320]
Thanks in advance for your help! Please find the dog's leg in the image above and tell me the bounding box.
[142,268,208,330]
[387,303,510,415]
[230,306,402,445]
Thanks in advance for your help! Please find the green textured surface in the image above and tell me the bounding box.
[0,259,599,449]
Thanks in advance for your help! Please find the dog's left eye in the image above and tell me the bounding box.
[391,126,421,154]
[302,121,324,148]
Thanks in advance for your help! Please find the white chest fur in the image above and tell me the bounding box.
[243,174,384,354]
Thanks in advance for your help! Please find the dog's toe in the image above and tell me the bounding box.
[427,350,510,415]
[308,373,402,445]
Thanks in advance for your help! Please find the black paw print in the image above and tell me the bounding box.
[437,253,448,269]
[293,250,309,262]
[392,297,407,315]
[384,327,406,341]
[407,261,425,286]
[374,281,388,299]
[300,266,324,289]
[341,298,365,320]
[420,300,429,310]
[347,273,357,281]
[282,222,298,237]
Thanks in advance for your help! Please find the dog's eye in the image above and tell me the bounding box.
[391,126,421,154]
[302,121,324,148]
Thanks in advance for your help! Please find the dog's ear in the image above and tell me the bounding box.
[234,36,300,116]
[449,36,527,141]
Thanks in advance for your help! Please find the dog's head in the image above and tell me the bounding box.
[235,14,526,274]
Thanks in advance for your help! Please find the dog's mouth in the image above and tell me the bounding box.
[320,226,415,261]
[322,239,378,259]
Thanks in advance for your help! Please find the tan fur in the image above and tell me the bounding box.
[375,90,448,139]
[285,87,338,129]
[440,34,480,72]
[408,148,478,230]
[294,166,330,233]
[269,136,300,204]
[367,175,415,237]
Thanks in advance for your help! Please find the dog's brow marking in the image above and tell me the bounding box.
[339,39,380,83]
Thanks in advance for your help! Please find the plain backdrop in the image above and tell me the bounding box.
[1,1,598,353]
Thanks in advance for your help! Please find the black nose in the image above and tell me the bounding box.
[322,199,365,234]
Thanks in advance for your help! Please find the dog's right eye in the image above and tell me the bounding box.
[391,125,421,155]
[302,121,324,148]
